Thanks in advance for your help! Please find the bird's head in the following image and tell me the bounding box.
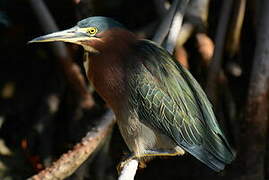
[29,16,128,53]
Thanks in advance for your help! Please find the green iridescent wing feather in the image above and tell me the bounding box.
[129,40,235,171]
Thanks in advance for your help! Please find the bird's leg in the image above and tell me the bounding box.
[117,149,183,173]
[117,153,137,173]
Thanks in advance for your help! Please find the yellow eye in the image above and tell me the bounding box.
[87,27,98,35]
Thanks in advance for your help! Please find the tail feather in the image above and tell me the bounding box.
[180,141,235,172]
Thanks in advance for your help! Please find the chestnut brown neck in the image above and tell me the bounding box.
[83,28,137,111]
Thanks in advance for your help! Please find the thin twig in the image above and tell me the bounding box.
[27,110,116,180]
[176,0,210,47]
[152,0,180,45]
[118,159,139,180]
[165,0,189,54]
[176,23,194,46]
[226,0,246,57]
[205,0,233,105]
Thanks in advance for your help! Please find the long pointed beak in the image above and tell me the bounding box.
[28,26,90,44]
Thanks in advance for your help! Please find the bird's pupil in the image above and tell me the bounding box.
[89,28,96,34]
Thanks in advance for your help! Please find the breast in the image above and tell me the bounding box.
[87,55,128,111]
[83,29,138,112]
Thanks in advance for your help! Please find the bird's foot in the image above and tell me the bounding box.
[117,149,183,173]
[117,154,136,174]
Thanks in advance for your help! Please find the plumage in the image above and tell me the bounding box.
[29,16,235,172]
[126,40,235,171]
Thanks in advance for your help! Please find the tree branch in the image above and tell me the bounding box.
[237,0,269,179]
[152,0,182,45]
[165,0,189,54]
[27,110,115,180]
[118,159,139,180]
[226,0,246,57]
[205,0,233,105]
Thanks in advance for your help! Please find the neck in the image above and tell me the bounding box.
[84,29,137,111]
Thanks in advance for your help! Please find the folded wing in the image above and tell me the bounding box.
[128,40,235,171]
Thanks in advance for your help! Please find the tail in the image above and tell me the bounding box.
[180,136,236,172]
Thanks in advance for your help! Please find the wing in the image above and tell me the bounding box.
[128,40,235,171]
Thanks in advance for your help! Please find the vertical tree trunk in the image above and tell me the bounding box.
[238,0,269,179]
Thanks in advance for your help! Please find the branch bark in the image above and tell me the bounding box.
[164,0,189,54]
[153,0,189,51]
[237,0,269,179]
[225,0,246,57]
[152,0,180,45]
[205,0,233,105]
[27,110,115,180]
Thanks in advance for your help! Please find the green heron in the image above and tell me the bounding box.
[30,16,235,171]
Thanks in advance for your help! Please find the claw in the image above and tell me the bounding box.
[117,156,135,174]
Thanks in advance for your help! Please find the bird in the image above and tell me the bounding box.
[29,16,235,172]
